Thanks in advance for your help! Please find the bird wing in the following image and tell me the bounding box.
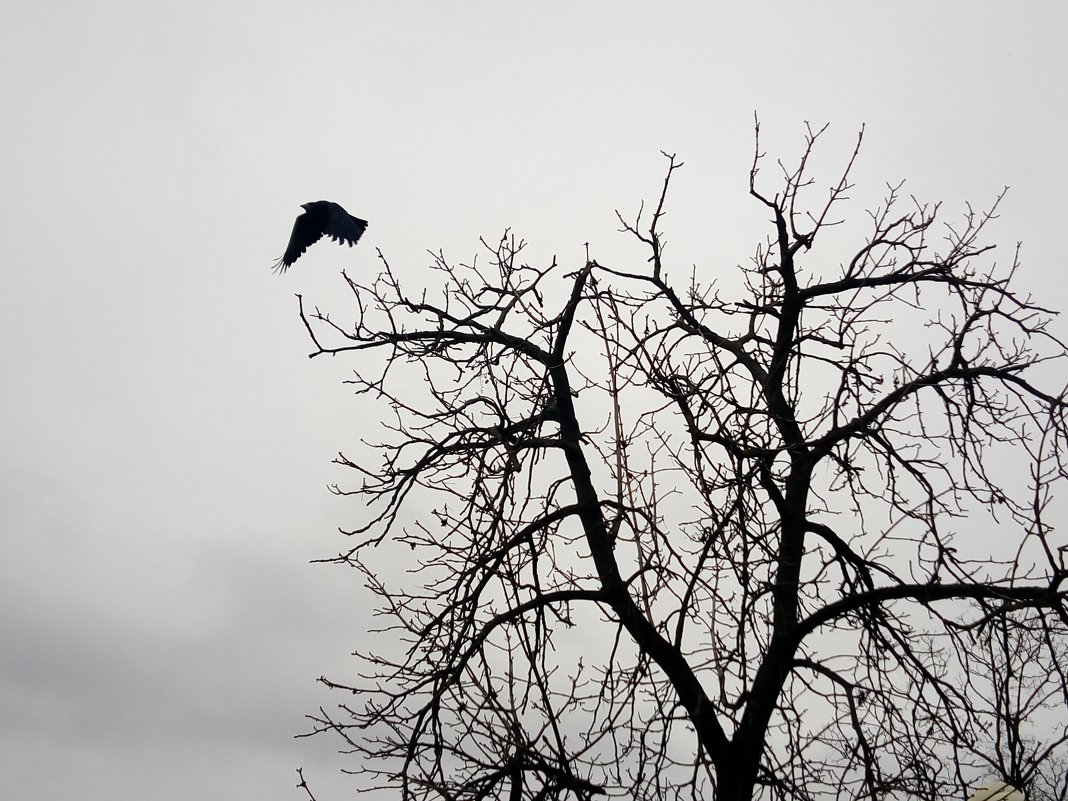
[274,212,325,273]
[323,202,368,248]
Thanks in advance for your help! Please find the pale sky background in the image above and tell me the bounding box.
[2,3,1066,800]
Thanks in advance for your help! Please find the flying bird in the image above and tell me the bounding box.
[273,201,368,273]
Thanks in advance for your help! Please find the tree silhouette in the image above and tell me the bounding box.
[295,123,1068,801]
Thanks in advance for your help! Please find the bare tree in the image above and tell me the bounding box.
[295,122,1068,801]
[959,611,1068,801]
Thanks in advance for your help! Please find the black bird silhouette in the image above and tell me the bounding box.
[273,201,368,273]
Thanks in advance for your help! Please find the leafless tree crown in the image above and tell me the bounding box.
[295,123,1068,801]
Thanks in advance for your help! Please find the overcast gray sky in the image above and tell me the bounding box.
[2,3,1066,800]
